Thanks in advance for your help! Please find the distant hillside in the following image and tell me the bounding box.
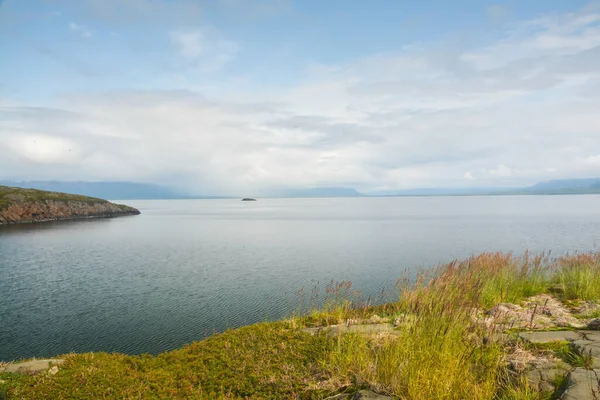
[0,186,140,225]
[376,187,510,196]
[524,178,600,194]
[0,181,183,200]
[369,178,600,197]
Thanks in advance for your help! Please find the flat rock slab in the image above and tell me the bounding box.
[562,368,600,400]
[302,324,397,336]
[572,341,600,368]
[0,359,64,375]
[518,330,581,343]
[526,368,568,393]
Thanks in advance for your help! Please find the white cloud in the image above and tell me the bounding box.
[68,22,92,38]
[489,164,513,177]
[170,28,239,72]
[2,3,600,194]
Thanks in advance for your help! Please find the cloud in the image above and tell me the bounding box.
[488,164,513,177]
[170,28,239,72]
[2,3,600,193]
[68,22,91,38]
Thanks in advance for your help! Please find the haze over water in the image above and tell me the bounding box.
[2,195,600,361]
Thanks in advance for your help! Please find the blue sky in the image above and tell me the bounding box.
[1,0,600,194]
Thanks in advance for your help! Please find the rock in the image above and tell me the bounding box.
[562,368,600,400]
[507,347,562,372]
[3,359,64,375]
[588,319,600,330]
[571,340,600,369]
[48,365,59,375]
[0,186,140,225]
[517,330,581,344]
[526,368,568,393]
[483,295,585,330]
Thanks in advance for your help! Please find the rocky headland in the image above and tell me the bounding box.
[0,185,140,225]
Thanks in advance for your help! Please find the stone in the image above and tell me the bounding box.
[527,368,568,393]
[3,359,64,375]
[483,295,584,330]
[507,348,561,372]
[572,341,600,369]
[588,319,600,330]
[562,368,600,400]
[518,330,581,343]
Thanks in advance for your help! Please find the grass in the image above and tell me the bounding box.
[3,252,600,399]
[554,254,600,300]
[2,323,337,399]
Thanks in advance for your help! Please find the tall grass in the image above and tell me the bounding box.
[323,252,600,399]
[554,253,600,300]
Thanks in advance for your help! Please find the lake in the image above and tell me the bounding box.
[2,195,600,361]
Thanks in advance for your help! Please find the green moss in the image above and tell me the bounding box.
[3,323,337,399]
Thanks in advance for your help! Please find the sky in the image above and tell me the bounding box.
[1,0,600,195]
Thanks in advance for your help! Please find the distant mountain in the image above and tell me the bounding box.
[263,187,365,198]
[0,181,184,200]
[376,187,511,196]
[525,178,600,194]
[371,178,600,197]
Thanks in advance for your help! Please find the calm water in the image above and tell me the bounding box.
[2,196,600,361]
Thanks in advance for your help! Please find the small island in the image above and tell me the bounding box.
[0,185,140,225]
[241,198,257,201]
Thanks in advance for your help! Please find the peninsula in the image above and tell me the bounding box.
[0,185,140,225]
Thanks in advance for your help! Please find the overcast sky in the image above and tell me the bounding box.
[1,0,600,195]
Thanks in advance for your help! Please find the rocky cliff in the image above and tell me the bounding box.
[0,185,140,225]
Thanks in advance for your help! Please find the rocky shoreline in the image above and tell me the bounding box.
[0,186,140,225]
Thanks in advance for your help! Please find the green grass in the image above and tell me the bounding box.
[2,323,337,399]
[3,252,600,399]
[553,254,600,300]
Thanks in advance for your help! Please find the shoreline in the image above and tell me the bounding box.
[3,252,600,399]
[0,185,140,225]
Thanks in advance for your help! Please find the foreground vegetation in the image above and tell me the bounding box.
[2,252,600,399]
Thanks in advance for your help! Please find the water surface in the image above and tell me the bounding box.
[2,196,600,361]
